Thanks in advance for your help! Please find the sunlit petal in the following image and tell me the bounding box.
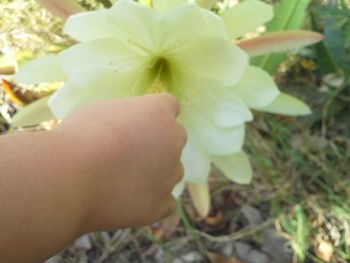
[58,38,148,76]
[107,0,161,50]
[177,38,248,86]
[233,66,279,108]
[11,96,56,128]
[64,10,125,42]
[49,66,143,119]
[14,55,66,84]
[222,0,273,39]
[162,4,227,42]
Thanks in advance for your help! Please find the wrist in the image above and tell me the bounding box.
[46,129,96,235]
[49,127,121,233]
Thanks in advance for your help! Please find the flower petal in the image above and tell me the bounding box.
[106,0,161,50]
[233,66,279,108]
[213,151,253,184]
[64,10,124,42]
[206,87,252,128]
[183,111,246,155]
[237,31,324,57]
[49,66,142,119]
[153,0,187,13]
[255,93,311,116]
[221,0,273,39]
[187,182,211,217]
[14,55,66,84]
[172,178,186,198]
[188,81,252,128]
[59,38,148,77]
[162,4,227,41]
[11,96,56,128]
[176,38,248,86]
[181,138,211,184]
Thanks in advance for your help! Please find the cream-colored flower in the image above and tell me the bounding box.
[15,0,322,216]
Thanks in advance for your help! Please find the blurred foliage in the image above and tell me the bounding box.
[78,0,113,9]
[311,0,350,76]
[0,0,72,65]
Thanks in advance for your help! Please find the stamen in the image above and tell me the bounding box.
[127,38,153,54]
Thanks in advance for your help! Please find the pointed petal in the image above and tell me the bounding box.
[14,55,66,84]
[11,96,56,128]
[58,38,147,77]
[256,93,311,116]
[36,0,85,21]
[153,0,187,12]
[187,182,211,218]
[237,31,324,57]
[213,151,253,184]
[233,66,279,108]
[222,0,273,39]
[49,66,141,119]
[64,10,125,42]
[181,138,211,184]
[177,38,248,86]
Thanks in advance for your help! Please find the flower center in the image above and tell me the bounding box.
[147,56,175,94]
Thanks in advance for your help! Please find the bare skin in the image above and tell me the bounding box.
[0,93,186,263]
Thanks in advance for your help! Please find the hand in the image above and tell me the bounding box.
[54,93,186,232]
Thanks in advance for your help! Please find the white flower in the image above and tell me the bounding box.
[15,0,322,216]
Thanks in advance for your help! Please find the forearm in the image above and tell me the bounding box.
[0,131,87,263]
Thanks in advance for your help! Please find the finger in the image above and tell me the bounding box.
[148,92,181,117]
[160,93,181,117]
[173,124,187,161]
[176,124,187,149]
[170,163,184,186]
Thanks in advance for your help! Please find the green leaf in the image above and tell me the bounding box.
[252,0,312,74]
[311,2,350,74]
[11,96,56,128]
[310,8,337,74]
[266,0,312,32]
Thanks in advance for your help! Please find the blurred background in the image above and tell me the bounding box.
[0,0,349,262]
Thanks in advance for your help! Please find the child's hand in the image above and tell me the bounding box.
[54,93,186,232]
